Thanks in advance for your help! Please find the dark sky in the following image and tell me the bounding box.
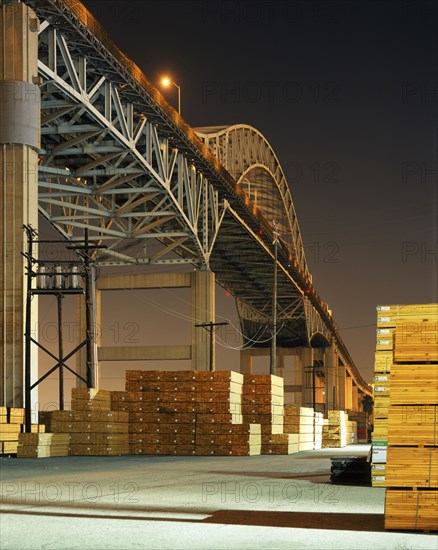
[39,0,437,402]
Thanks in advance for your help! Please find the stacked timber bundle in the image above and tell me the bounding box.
[259,432,298,454]
[196,421,261,456]
[0,407,22,455]
[345,420,357,445]
[71,387,111,411]
[384,303,438,531]
[372,303,438,487]
[48,409,129,456]
[283,405,314,451]
[371,305,395,486]
[347,411,369,443]
[314,412,324,450]
[322,410,347,448]
[195,371,259,456]
[17,433,70,458]
[242,374,284,435]
[124,370,254,456]
[242,374,292,454]
[69,388,128,456]
[1,407,45,455]
[123,370,197,455]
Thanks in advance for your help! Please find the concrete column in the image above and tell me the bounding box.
[338,364,346,410]
[240,349,252,374]
[76,289,101,388]
[191,270,215,371]
[352,384,359,412]
[0,1,40,411]
[324,341,338,412]
[345,375,353,410]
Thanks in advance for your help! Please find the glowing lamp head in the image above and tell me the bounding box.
[161,77,171,88]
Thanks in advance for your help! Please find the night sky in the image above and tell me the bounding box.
[38,0,437,404]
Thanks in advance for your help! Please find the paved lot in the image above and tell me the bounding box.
[1,445,436,549]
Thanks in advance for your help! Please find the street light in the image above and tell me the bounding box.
[161,76,181,115]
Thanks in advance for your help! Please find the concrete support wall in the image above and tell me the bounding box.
[0,2,39,410]
[191,270,215,371]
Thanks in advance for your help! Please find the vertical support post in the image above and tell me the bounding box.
[345,374,353,410]
[0,1,40,415]
[270,222,278,375]
[338,363,346,410]
[324,340,338,412]
[24,227,33,432]
[83,230,95,387]
[191,270,215,371]
[57,294,64,409]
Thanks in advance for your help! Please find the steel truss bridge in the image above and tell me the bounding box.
[25,0,370,398]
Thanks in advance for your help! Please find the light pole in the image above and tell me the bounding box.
[270,220,279,376]
[161,76,181,115]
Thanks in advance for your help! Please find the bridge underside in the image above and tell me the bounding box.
[210,208,311,348]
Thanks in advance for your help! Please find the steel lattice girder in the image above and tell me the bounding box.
[37,24,224,267]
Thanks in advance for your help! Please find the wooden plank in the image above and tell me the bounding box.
[385,489,438,530]
[389,364,438,405]
[388,405,437,446]
[386,447,438,488]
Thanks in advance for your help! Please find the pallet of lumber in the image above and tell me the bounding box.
[388,405,437,446]
[1,441,18,454]
[389,364,438,405]
[374,351,392,374]
[261,433,299,454]
[322,410,347,448]
[71,388,111,411]
[384,489,438,530]
[386,447,437,488]
[242,374,284,434]
[394,320,438,362]
[17,433,70,458]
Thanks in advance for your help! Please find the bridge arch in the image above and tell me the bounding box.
[195,124,308,276]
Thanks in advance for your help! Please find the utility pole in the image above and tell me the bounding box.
[270,221,279,376]
[194,321,228,371]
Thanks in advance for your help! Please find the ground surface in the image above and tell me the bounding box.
[0,445,436,549]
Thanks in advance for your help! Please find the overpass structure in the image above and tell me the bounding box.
[0,0,372,416]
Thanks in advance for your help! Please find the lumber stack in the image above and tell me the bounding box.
[371,305,396,486]
[0,407,45,455]
[322,410,347,448]
[195,371,251,456]
[48,409,129,456]
[17,433,70,458]
[242,374,284,436]
[345,420,357,445]
[283,405,314,451]
[124,370,197,455]
[347,410,369,443]
[71,387,112,411]
[383,303,438,531]
[196,422,261,456]
[124,370,251,455]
